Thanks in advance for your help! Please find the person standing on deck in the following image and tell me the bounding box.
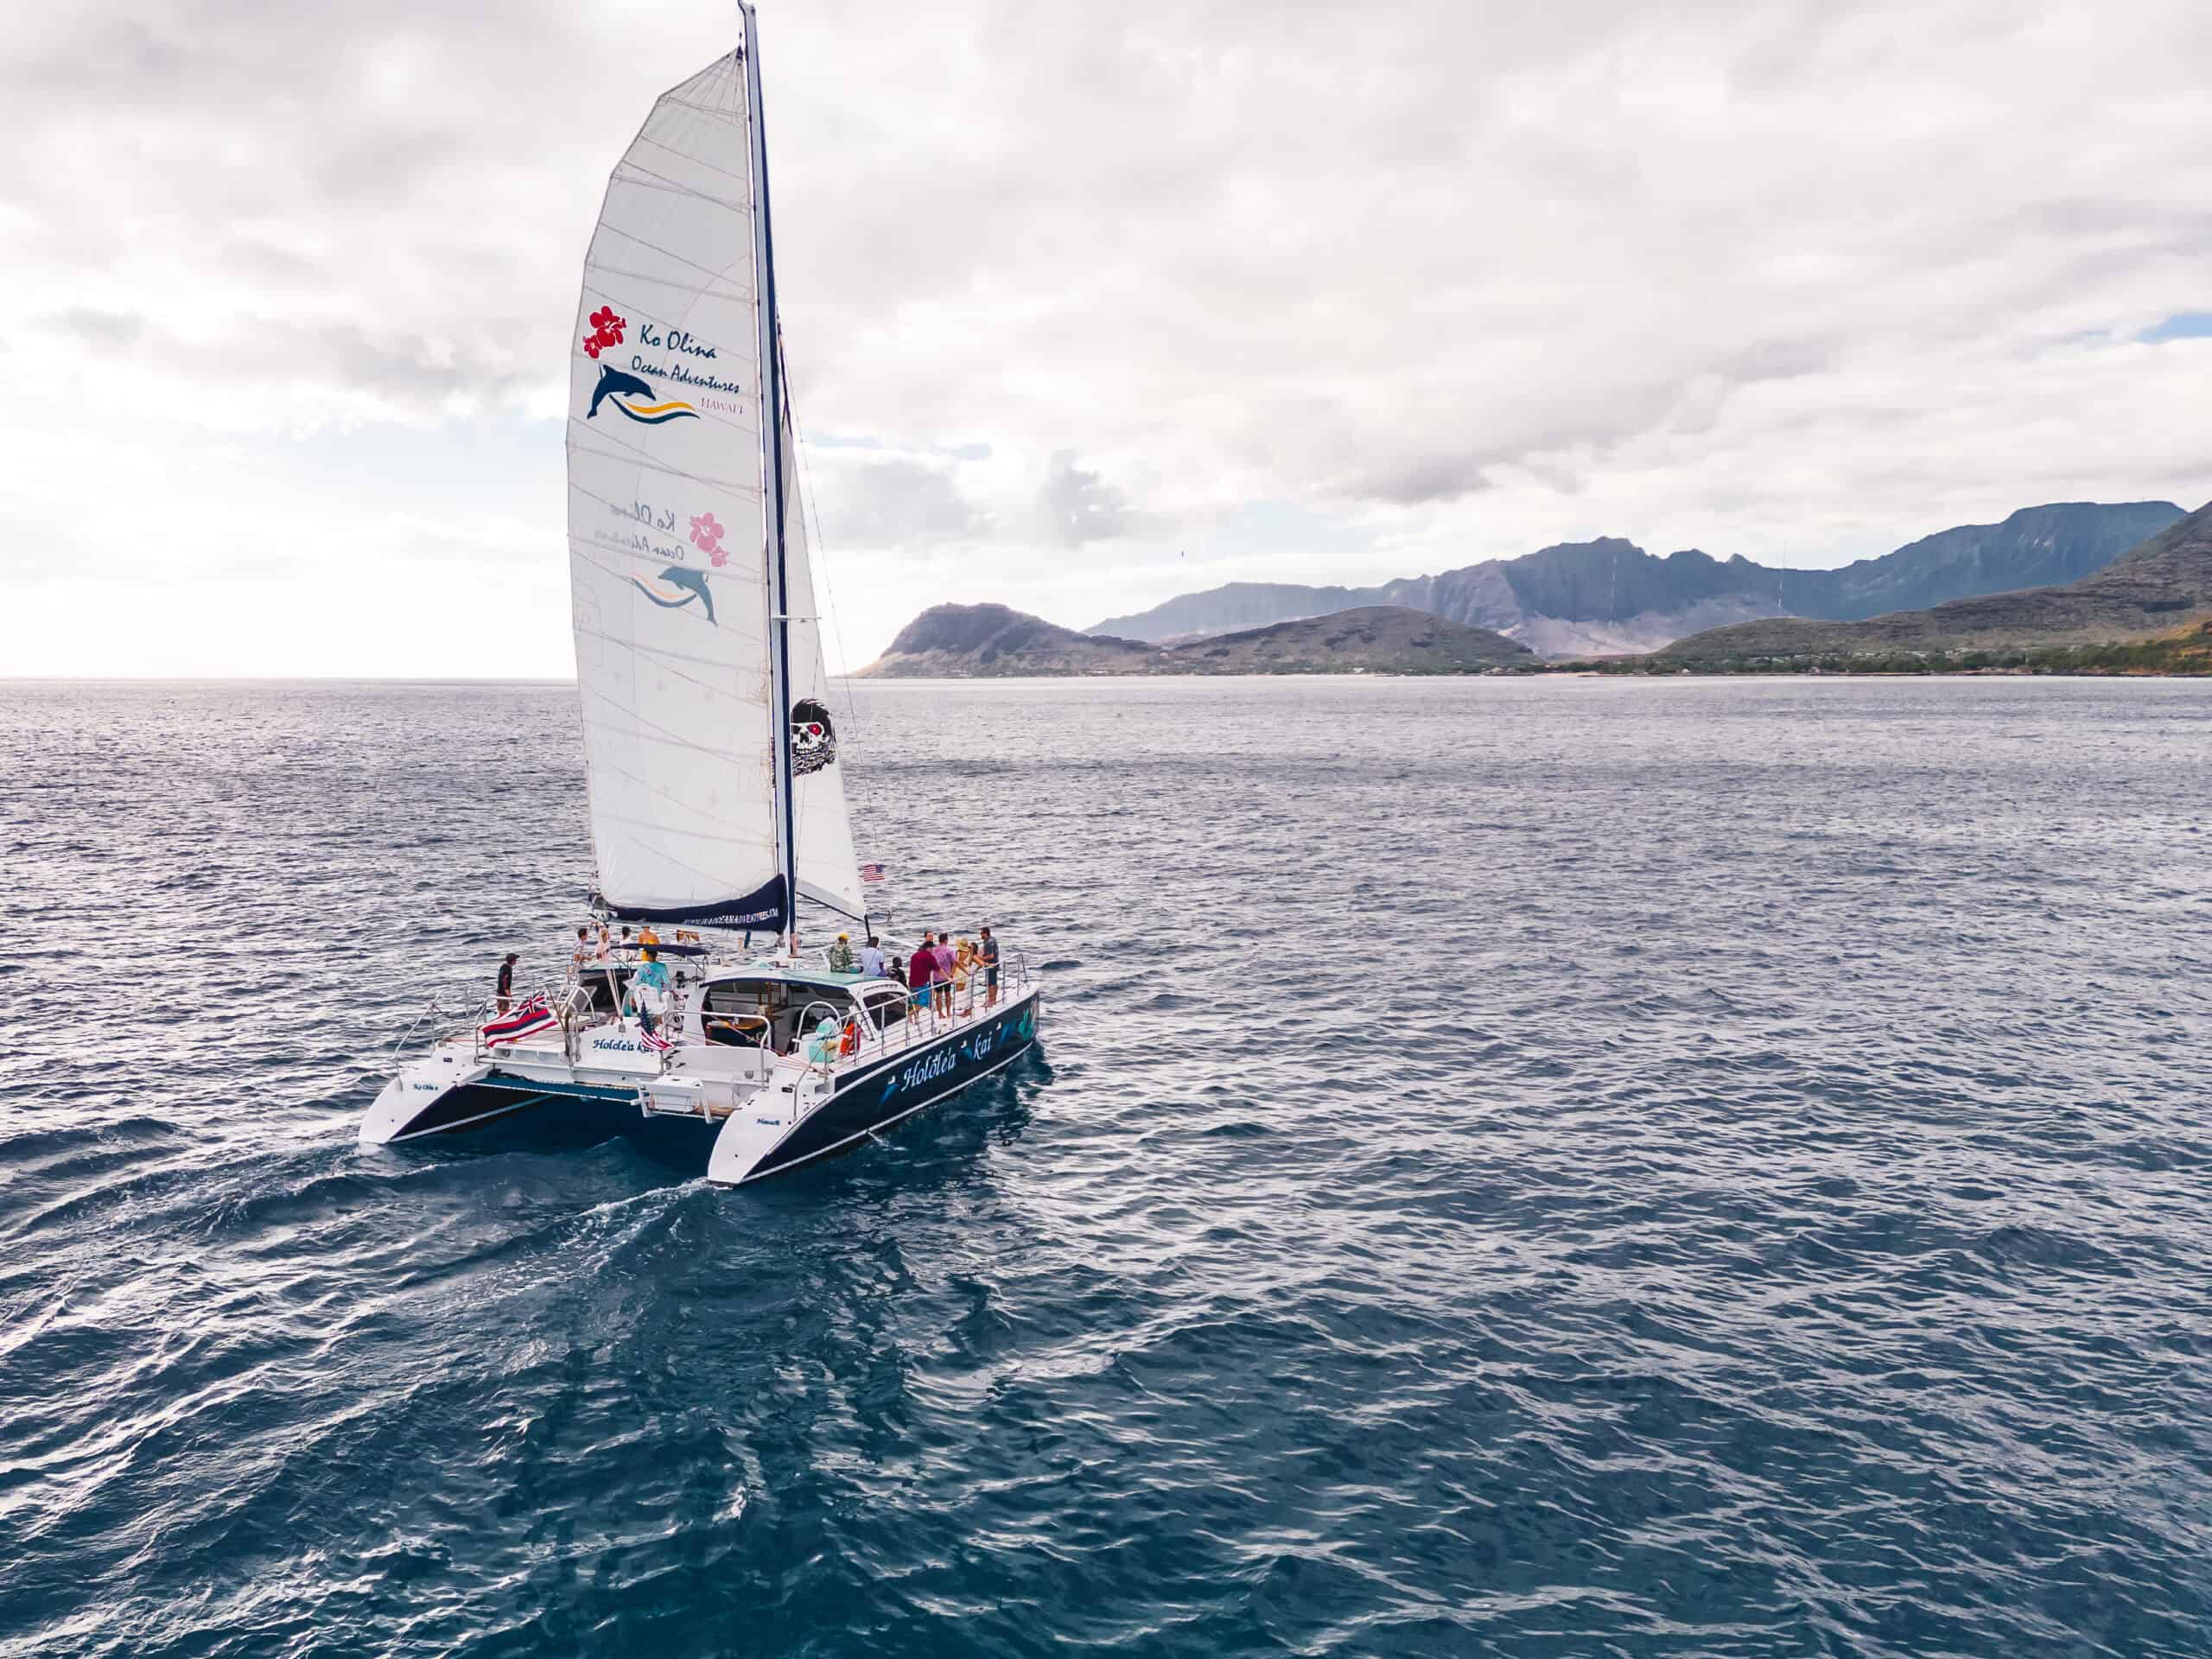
[570,928,592,973]
[931,930,957,1017]
[859,935,885,978]
[978,926,1000,1007]
[827,932,856,973]
[496,952,519,1014]
[907,932,938,1024]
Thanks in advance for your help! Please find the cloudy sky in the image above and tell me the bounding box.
[5,0,2209,676]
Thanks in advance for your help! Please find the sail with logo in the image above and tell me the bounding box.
[564,16,861,933]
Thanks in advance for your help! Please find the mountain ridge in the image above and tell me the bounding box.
[1085,502,2184,657]
[1657,499,2212,659]
[855,603,1529,677]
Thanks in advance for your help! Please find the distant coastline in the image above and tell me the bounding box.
[863,499,2212,680]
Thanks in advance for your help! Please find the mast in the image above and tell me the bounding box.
[742,3,800,954]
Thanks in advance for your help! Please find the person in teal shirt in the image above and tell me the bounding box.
[804,1017,841,1069]
[631,950,671,1039]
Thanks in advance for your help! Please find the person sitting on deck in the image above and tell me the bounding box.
[804,1017,842,1071]
[826,932,856,973]
[859,935,885,978]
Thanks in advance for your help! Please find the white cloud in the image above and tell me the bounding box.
[2,0,2208,673]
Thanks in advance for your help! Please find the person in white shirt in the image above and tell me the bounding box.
[859,935,886,978]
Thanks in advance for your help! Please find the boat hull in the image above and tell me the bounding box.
[709,991,1040,1185]
[360,1068,645,1144]
[360,991,1040,1184]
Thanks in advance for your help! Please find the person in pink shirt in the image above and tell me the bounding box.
[931,930,958,1016]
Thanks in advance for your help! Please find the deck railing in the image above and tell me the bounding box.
[392,943,1032,1076]
[784,946,1032,1076]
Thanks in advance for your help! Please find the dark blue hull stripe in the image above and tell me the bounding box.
[730,1041,1033,1185]
[747,998,1041,1179]
[385,1075,649,1140]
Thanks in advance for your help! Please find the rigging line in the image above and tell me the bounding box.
[567,433,761,494]
[568,475,764,524]
[591,203,754,290]
[568,442,760,491]
[590,819,763,899]
[577,691,733,760]
[572,622,771,679]
[607,161,750,216]
[590,803,764,850]
[628,125,752,188]
[570,621,765,702]
[579,263,754,302]
[597,199,752,270]
[653,99,746,132]
[568,548,771,649]
[780,349,863,739]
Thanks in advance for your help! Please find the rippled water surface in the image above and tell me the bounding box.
[3,676,2211,1657]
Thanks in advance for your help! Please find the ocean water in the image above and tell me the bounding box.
[3,675,2209,1658]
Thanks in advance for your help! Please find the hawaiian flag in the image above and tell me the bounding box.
[859,861,887,884]
[481,994,558,1046]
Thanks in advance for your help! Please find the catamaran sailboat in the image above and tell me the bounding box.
[359,10,1040,1183]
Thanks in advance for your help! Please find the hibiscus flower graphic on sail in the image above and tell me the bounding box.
[690,512,728,568]
[580,306,700,425]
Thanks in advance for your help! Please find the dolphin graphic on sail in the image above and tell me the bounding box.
[588,363,700,424]
[629,565,715,624]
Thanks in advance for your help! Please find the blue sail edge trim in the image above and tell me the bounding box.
[604,873,788,929]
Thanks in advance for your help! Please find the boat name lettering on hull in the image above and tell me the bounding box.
[752,1002,1039,1178]
[895,1050,960,1092]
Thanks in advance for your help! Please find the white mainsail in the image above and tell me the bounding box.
[566,29,861,927]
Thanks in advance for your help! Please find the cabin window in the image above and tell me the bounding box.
[701,977,855,1053]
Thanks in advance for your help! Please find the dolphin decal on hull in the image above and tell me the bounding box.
[629,566,715,625]
[588,364,701,424]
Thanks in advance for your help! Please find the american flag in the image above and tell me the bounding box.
[859,861,887,884]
